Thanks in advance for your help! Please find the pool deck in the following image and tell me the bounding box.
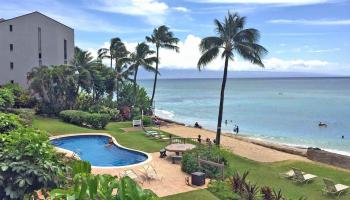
[92,152,209,197]
[51,133,208,197]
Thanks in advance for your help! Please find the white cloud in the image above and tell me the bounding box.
[268,19,350,25]
[173,7,190,12]
[88,0,169,25]
[188,0,331,5]
[87,34,345,74]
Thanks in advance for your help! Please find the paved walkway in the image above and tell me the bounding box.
[92,152,208,197]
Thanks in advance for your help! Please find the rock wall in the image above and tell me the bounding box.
[307,148,350,170]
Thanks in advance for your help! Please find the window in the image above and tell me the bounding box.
[39,53,42,59]
[64,39,67,61]
[10,80,14,84]
[10,62,13,70]
[9,25,13,32]
[10,44,13,51]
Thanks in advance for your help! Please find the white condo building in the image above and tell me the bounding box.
[0,12,74,87]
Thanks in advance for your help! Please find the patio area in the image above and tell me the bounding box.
[91,152,209,197]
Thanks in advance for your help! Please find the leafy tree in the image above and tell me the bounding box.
[0,127,66,199]
[197,12,267,145]
[27,65,79,114]
[2,83,36,108]
[146,25,179,106]
[122,43,158,107]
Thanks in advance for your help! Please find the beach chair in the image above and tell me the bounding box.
[120,169,144,185]
[291,168,317,183]
[279,169,305,179]
[139,164,163,182]
[322,178,349,198]
[144,130,159,137]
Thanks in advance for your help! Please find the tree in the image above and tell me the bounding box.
[146,25,179,107]
[98,38,131,103]
[197,12,267,145]
[123,43,158,107]
[27,65,78,114]
[71,47,94,94]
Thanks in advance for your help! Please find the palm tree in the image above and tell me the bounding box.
[197,12,268,145]
[71,47,95,94]
[97,37,121,68]
[146,25,179,107]
[123,43,158,107]
[98,38,130,102]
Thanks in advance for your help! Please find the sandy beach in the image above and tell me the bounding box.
[159,123,309,163]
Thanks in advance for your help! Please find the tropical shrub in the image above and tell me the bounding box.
[208,180,238,200]
[59,110,110,129]
[133,115,152,126]
[181,145,230,179]
[50,162,159,200]
[8,108,36,125]
[0,88,15,110]
[0,127,66,199]
[119,83,152,117]
[0,113,23,133]
[2,83,37,108]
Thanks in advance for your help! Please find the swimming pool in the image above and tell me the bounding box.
[51,134,149,167]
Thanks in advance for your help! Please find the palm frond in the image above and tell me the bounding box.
[199,37,223,53]
[197,47,220,70]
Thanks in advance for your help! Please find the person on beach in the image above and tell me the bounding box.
[194,122,202,129]
[342,135,345,139]
[236,126,240,134]
[233,125,237,134]
[225,120,228,126]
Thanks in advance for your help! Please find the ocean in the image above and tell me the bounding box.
[139,78,350,156]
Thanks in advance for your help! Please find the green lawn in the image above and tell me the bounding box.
[33,117,350,199]
[222,152,350,200]
[32,116,168,153]
[162,190,219,200]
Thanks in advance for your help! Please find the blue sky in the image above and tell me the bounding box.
[1,0,350,76]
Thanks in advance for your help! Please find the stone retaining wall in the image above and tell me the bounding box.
[307,148,350,170]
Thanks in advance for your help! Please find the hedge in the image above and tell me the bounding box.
[59,110,110,129]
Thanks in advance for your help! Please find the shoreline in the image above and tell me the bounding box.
[157,116,350,159]
[158,116,308,157]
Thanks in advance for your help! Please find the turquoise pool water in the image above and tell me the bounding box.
[51,135,148,167]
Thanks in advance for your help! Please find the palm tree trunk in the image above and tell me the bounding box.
[115,60,119,104]
[216,56,229,146]
[110,57,113,68]
[150,46,159,108]
[133,67,139,107]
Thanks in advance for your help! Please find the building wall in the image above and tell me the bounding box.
[0,12,74,87]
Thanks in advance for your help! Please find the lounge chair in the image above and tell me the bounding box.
[280,169,305,179]
[291,168,317,183]
[323,178,349,198]
[120,169,144,185]
[144,130,159,137]
[139,164,162,182]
